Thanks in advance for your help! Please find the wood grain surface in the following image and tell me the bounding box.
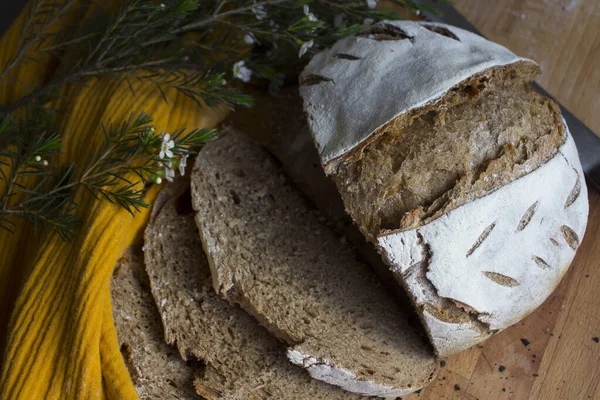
[454,0,600,137]
[402,1,600,399]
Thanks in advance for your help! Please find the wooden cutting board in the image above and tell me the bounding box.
[403,1,600,399]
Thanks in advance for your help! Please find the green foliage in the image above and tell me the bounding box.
[0,111,215,239]
[0,0,444,239]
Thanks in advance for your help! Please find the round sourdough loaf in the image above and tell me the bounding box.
[299,20,589,356]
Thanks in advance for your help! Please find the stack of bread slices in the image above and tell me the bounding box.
[111,21,588,399]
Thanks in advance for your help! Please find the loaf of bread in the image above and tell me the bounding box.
[142,181,368,400]
[191,130,438,397]
[299,21,589,356]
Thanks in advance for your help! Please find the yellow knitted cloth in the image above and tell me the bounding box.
[0,3,228,399]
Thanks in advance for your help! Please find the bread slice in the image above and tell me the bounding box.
[299,21,589,355]
[142,181,368,400]
[227,87,423,319]
[111,250,201,399]
[191,131,438,397]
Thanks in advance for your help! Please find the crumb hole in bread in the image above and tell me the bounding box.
[357,23,412,41]
[185,357,203,370]
[305,309,318,318]
[230,190,241,205]
[227,326,235,340]
[300,74,333,86]
[166,379,178,388]
[360,364,376,375]
[423,25,460,41]
[120,343,130,355]
[333,53,361,60]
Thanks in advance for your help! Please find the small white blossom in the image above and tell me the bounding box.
[333,14,345,28]
[164,166,175,182]
[244,33,255,44]
[298,40,314,58]
[303,5,318,22]
[363,17,374,26]
[159,3,166,10]
[367,0,378,9]
[155,176,163,184]
[160,133,175,159]
[252,4,267,20]
[34,155,42,162]
[42,160,49,166]
[179,155,188,176]
[232,60,252,83]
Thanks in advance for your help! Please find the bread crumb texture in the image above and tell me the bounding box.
[335,81,564,240]
[142,182,368,399]
[191,131,438,397]
[111,251,200,399]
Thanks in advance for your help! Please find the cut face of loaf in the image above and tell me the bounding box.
[191,131,438,397]
[143,182,365,400]
[335,83,565,239]
[111,251,201,399]
[300,21,589,355]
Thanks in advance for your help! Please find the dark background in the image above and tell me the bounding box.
[0,2,27,36]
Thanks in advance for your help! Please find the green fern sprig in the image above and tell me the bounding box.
[0,112,215,239]
[0,0,449,115]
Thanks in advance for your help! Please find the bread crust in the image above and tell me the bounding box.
[377,122,588,356]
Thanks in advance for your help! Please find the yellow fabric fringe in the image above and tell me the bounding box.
[0,3,229,399]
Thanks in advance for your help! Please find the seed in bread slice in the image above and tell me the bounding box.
[143,181,366,400]
[191,130,438,397]
[111,250,201,399]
